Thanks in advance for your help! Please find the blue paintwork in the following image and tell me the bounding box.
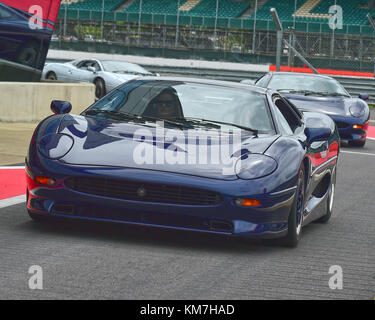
[0,2,52,70]
[50,100,72,115]
[284,93,369,143]
[256,72,370,143]
[26,78,340,240]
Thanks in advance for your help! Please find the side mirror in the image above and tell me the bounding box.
[87,66,96,73]
[304,127,331,144]
[51,100,72,114]
[359,93,369,101]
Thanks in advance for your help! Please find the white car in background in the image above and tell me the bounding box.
[42,59,156,99]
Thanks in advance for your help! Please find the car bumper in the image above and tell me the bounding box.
[332,115,369,142]
[26,160,297,239]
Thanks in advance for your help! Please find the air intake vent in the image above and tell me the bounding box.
[64,177,223,205]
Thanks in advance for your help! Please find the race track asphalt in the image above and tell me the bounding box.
[0,141,374,300]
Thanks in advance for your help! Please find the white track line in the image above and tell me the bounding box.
[0,166,25,169]
[341,150,375,156]
[367,137,375,141]
[0,195,25,209]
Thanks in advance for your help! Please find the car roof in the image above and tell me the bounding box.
[268,72,334,80]
[134,76,268,94]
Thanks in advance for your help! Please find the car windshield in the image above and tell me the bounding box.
[101,61,151,75]
[268,74,350,97]
[83,80,275,133]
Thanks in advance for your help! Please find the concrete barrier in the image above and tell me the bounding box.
[0,82,95,122]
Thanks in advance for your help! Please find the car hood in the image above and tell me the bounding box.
[53,115,279,180]
[284,93,366,118]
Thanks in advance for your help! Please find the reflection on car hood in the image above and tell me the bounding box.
[55,115,279,180]
[284,93,366,117]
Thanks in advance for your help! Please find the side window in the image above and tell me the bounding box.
[273,96,302,134]
[284,97,303,119]
[0,7,12,19]
[77,61,88,69]
[255,74,270,87]
[78,61,97,70]
[273,104,293,135]
[93,62,101,71]
[87,89,127,112]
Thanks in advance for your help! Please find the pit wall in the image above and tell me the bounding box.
[0,82,95,122]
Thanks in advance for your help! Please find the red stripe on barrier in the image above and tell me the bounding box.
[0,169,26,200]
[368,126,375,139]
[269,65,374,78]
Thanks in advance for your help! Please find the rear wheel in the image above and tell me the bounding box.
[282,167,305,248]
[46,72,57,81]
[95,78,106,99]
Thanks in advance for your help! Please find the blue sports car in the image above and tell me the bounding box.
[26,77,339,247]
[249,72,370,147]
[0,2,52,70]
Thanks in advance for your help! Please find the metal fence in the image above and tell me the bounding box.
[55,1,375,73]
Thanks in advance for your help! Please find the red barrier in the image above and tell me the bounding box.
[0,169,26,200]
[1,0,61,29]
[368,125,375,138]
[269,65,374,78]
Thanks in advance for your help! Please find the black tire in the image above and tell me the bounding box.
[315,168,336,223]
[348,139,366,147]
[95,78,106,99]
[16,41,39,67]
[46,72,57,81]
[281,166,305,248]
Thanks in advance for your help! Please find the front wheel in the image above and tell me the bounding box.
[94,78,106,99]
[315,168,336,223]
[281,167,305,247]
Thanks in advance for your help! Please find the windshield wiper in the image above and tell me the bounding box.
[84,109,138,120]
[138,115,187,130]
[174,117,221,130]
[277,89,297,93]
[84,109,186,129]
[180,117,258,135]
[313,92,350,97]
[278,89,349,97]
[278,89,321,95]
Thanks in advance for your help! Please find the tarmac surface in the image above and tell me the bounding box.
[0,140,374,299]
[0,109,374,300]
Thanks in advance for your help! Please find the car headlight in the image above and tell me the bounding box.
[235,153,278,180]
[38,133,74,159]
[349,104,365,117]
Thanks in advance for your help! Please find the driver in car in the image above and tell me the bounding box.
[146,88,182,119]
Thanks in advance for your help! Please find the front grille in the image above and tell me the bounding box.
[64,176,222,205]
[335,121,349,129]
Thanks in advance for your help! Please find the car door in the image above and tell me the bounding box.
[65,60,88,82]
[76,60,99,82]
[272,95,330,220]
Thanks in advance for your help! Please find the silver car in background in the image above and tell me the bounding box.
[42,59,155,99]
